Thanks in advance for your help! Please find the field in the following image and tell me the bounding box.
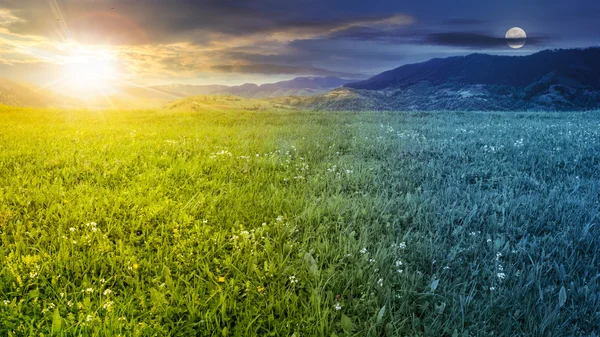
[1,105,600,336]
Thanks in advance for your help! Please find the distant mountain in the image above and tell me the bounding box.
[151,77,353,99]
[293,48,600,111]
[0,79,75,108]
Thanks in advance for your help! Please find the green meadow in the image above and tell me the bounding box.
[1,104,600,336]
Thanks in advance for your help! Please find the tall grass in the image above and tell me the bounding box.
[0,107,598,336]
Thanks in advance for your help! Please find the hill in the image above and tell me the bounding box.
[0,79,75,108]
[161,95,293,113]
[151,76,352,99]
[291,48,600,111]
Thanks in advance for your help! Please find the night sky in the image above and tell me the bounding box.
[0,0,598,88]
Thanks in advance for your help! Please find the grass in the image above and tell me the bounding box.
[0,105,599,336]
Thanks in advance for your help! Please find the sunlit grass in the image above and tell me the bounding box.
[0,106,599,336]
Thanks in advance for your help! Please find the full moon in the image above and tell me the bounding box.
[506,27,527,49]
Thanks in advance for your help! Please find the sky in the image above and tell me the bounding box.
[0,0,598,96]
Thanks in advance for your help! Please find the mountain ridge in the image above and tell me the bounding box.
[286,47,600,111]
[150,76,353,99]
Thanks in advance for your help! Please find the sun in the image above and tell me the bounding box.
[55,45,121,99]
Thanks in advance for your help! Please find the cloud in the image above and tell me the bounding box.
[422,32,548,49]
[0,0,414,46]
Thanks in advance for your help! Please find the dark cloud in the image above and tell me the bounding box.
[326,26,413,42]
[423,32,548,49]
[0,0,412,45]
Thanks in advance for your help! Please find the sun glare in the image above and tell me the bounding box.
[56,45,120,99]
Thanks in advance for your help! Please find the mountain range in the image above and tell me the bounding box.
[123,76,353,100]
[1,48,600,111]
[291,48,600,111]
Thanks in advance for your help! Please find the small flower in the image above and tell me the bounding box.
[359,248,367,254]
[100,278,106,284]
[395,260,403,267]
[487,239,492,243]
[443,266,450,270]
[218,276,225,283]
[334,302,342,311]
[133,263,139,270]
[118,316,126,321]
[69,227,76,232]
[289,275,298,284]
[369,259,376,264]
[377,278,384,287]
[60,292,64,298]
[102,301,114,310]
[29,271,38,278]
[398,242,407,250]
[497,272,506,280]
[86,314,93,322]
[3,300,9,306]
[85,288,94,293]
[489,286,496,291]
[397,269,404,274]
[276,216,284,222]
[67,301,73,307]
[103,289,112,296]
[257,286,265,293]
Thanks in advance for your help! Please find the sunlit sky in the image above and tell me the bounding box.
[0,0,598,97]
